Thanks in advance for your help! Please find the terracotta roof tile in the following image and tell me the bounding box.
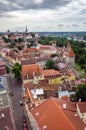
[67,49,75,57]
[0,107,14,130]
[61,95,69,101]
[77,102,86,113]
[22,48,40,53]
[31,98,85,130]
[42,69,60,76]
[22,64,42,79]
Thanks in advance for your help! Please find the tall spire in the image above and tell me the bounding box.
[25,26,28,33]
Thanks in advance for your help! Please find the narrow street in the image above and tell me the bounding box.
[8,73,32,130]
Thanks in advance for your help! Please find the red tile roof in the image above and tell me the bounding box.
[22,64,42,79]
[61,95,69,101]
[31,98,85,130]
[22,48,40,53]
[67,49,75,57]
[0,107,14,130]
[40,45,56,51]
[42,69,60,76]
[77,102,86,113]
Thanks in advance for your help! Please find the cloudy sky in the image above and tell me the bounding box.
[0,0,86,32]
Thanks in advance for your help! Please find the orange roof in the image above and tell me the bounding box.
[24,87,31,100]
[23,82,35,90]
[31,98,85,130]
[61,95,69,101]
[22,64,42,79]
[40,45,56,51]
[0,107,14,130]
[22,48,40,53]
[77,102,86,113]
[67,49,75,57]
[42,69,60,76]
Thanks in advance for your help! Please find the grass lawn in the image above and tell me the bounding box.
[74,63,86,76]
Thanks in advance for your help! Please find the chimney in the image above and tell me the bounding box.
[1,113,5,118]
[63,103,66,109]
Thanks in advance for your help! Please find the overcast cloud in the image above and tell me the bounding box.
[0,0,86,32]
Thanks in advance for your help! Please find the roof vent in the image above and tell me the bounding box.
[63,103,66,109]
[36,112,39,116]
[79,98,81,102]
[75,114,78,117]
[43,125,47,130]
[1,113,5,118]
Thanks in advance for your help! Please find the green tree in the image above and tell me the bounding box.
[75,84,86,101]
[11,63,21,78]
[2,36,10,43]
[5,65,10,73]
[45,59,55,69]
[18,46,23,50]
[51,53,57,58]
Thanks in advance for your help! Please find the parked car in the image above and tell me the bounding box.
[19,100,23,105]
[23,116,26,123]
[22,116,28,130]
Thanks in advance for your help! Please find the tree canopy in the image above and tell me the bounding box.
[45,59,55,69]
[39,36,86,75]
[11,62,21,78]
[75,84,86,101]
[5,65,10,73]
[51,53,57,58]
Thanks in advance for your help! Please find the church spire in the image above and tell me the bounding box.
[25,26,28,33]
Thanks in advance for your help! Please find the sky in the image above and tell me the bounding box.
[0,0,86,32]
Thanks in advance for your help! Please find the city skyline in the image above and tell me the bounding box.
[0,0,86,32]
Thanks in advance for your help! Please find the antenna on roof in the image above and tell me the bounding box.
[1,113,5,118]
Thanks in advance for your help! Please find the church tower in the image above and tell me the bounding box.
[67,42,71,51]
[66,48,75,67]
[25,26,28,34]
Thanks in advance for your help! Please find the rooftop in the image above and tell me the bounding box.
[0,107,14,130]
[42,69,60,76]
[77,102,86,113]
[31,98,85,130]
[22,64,42,79]
[67,49,75,57]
